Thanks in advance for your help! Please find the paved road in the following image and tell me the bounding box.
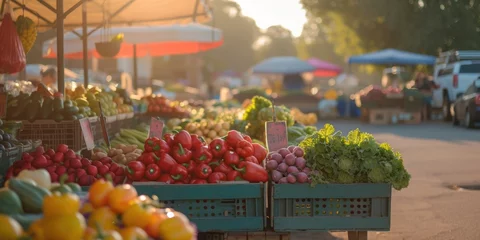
[290,120,480,240]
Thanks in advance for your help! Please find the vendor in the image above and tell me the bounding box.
[40,68,57,90]
[414,72,434,91]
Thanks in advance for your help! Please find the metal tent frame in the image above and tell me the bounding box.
[0,0,212,94]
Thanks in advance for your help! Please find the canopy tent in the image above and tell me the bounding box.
[252,56,315,74]
[348,48,436,65]
[307,58,343,77]
[42,23,223,58]
[3,0,212,31]
[0,0,212,94]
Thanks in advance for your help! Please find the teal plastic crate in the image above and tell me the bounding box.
[133,183,265,232]
[271,183,391,232]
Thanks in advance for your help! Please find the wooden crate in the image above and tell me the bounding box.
[368,109,391,125]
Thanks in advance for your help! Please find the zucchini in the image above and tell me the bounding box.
[10,213,42,230]
[8,178,51,213]
[0,189,24,214]
[40,96,54,119]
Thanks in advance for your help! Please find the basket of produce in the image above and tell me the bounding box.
[265,124,410,232]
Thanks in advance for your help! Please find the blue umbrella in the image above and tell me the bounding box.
[252,56,316,74]
[348,48,436,65]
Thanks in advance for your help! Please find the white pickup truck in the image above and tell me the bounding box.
[431,50,480,121]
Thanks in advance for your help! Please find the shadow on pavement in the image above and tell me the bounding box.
[317,120,480,142]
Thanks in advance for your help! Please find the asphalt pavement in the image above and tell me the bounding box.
[290,120,480,240]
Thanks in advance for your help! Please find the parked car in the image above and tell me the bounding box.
[432,50,480,121]
[452,78,480,128]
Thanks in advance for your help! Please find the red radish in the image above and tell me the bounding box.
[284,153,296,166]
[45,165,56,173]
[53,152,64,163]
[76,169,86,178]
[86,165,98,176]
[32,155,48,168]
[35,146,45,155]
[106,172,116,180]
[56,144,69,153]
[44,155,51,160]
[97,165,109,176]
[109,162,119,173]
[56,166,67,176]
[64,150,76,159]
[22,153,33,162]
[67,168,76,174]
[50,172,59,182]
[45,149,56,157]
[286,174,296,183]
[92,161,103,168]
[99,157,112,165]
[70,159,82,169]
[78,175,95,186]
[45,160,53,167]
[81,158,90,167]
[63,159,71,168]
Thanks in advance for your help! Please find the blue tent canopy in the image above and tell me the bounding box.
[348,48,436,65]
[252,56,316,74]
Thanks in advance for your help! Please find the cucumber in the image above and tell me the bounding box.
[10,213,42,230]
[40,96,54,119]
[8,178,51,213]
[0,189,24,214]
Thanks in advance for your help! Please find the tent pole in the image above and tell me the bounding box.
[82,2,89,88]
[56,0,65,95]
[133,44,138,90]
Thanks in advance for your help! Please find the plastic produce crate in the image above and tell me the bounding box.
[6,146,20,165]
[134,183,265,232]
[17,119,98,151]
[271,183,391,232]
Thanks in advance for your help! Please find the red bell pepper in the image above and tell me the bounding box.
[192,146,212,164]
[244,156,259,164]
[140,152,160,166]
[233,161,268,183]
[235,140,254,158]
[170,164,188,181]
[171,144,192,164]
[223,151,240,166]
[252,143,268,163]
[126,161,145,181]
[190,179,207,184]
[157,174,174,184]
[242,135,253,143]
[163,133,175,148]
[173,130,192,149]
[208,172,226,183]
[193,163,212,179]
[157,153,177,173]
[191,134,206,150]
[145,163,161,181]
[227,170,244,181]
[182,160,196,174]
[214,162,233,175]
[144,137,160,152]
[225,130,244,149]
[209,139,227,158]
[153,139,170,156]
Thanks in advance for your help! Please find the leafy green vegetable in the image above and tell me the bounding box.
[299,124,411,190]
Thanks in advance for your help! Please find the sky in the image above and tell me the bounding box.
[234,0,308,37]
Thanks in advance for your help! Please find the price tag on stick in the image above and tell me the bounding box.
[265,121,288,152]
[149,117,164,138]
[79,118,95,150]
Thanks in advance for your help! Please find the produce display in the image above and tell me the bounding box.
[299,124,411,190]
[290,108,318,126]
[67,86,133,117]
[0,119,33,151]
[0,176,196,240]
[243,96,294,142]
[287,125,317,146]
[93,144,142,165]
[6,144,128,186]
[145,95,190,118]
[266,146,310,184]
[106,128,148,151]
[182,119,230,143]
[126,130,268,183]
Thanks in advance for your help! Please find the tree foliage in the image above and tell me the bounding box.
[255,25,297,61]
[300,0,480,58]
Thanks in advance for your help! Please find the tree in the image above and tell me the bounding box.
[300,0,480,58]
[204,0,260,73]
[255,25,297,61]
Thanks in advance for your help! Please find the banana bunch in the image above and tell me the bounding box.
[15,16,37,54]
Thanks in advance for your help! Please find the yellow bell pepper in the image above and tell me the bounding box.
[28,219,45,240]
[17,169,51,189]
[88,179,114,208]
[87,206,118,231]
[122,200,154,228]
[41,213,86,240]
[158,210,195,240]
[43,192,80,217]
[118,227,149,240]
[107,184,138,213]
[0,214,23,240]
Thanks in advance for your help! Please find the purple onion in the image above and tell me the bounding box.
[277,163,288,173]
[278,177,288,184]
[296,172,309,183]
[287,166,299,174]
[287,145,296,153]
[287,174,297,184]
[295,157,306,170]
[284,153,296,166]
[278,148,290,158]
[293,147,304,157]
[270,153,283,163]
[266,160,279,171]
[271,170,283,182]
